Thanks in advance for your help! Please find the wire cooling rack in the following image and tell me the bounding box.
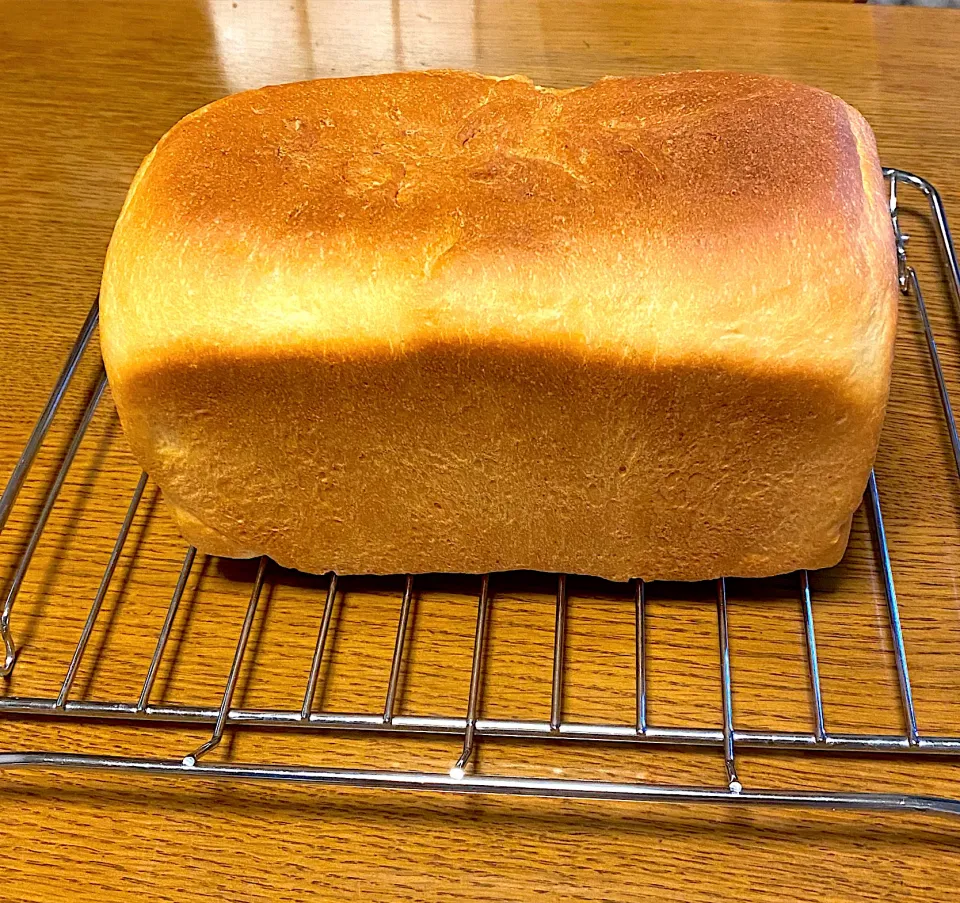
[1,169,960,817]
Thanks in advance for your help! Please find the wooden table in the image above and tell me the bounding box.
[3,1,960,899]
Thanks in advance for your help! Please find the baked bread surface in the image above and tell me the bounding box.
[100,69,897,581]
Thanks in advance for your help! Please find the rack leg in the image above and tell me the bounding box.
[716,578,741,793]
[383,575,415,724]
[1,369,107,677]
[451,575,491,779]
[635,579,647,735]
[908,267,960,478]
[183,556,268,766]
[137,546,197,712]
[891,170,960,321]
[866,472,920,746]
[57,472,148,707]
[0,298,100,535]
[300,573,339,720]
[549,575,567,732]
[800,571,827,743]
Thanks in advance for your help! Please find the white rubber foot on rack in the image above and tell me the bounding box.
[729,780,743,795]
[449,765,466,781]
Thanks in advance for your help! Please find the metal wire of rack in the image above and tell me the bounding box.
[1,168,960,817]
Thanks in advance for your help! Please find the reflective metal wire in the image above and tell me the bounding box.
[1,170,959,817]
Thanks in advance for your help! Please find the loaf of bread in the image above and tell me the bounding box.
[100,69,896,582]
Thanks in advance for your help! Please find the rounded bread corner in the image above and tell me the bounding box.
[169,500,260,561]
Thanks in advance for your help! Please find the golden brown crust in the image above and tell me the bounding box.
[100,70,896,581]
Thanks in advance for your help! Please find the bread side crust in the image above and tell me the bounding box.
[101,70,896,580]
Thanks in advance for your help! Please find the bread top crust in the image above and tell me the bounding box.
[101,69,896,403]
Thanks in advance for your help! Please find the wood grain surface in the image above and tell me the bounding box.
[3,1,960,900]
